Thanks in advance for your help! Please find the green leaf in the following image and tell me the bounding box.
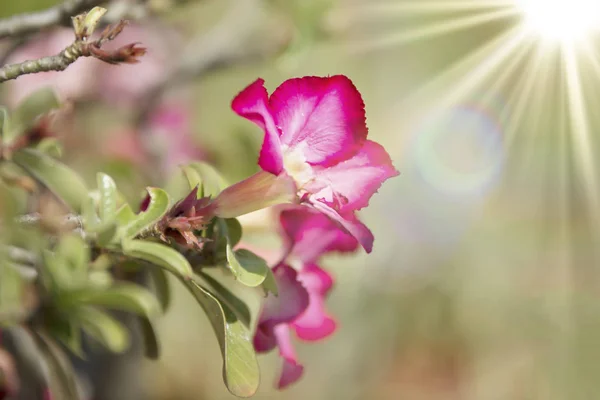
[82,194,100,229]
[183,279,259,397]
[8,88,60,145]
[121,240,193,279]
[0,107,10,140]
[198,271,251,327]
[32,330,83,400]
[227,248,269,288]
[261,266,278,297]
[60,283,161,318]
[115,203,136,226]
[147,267,171,311]
[0,261,28,323]
[181,162,228,198]
[44,235,89,291]
[12,148,88,213]
[119,187,169,239]
[219,219,268,287]
[90,254,112,270]
[75,307,130,353]
[225,218,243,248]
[56,235,89,286]
[137,316,160,360]
[97,173,117,223]
[48,316,84,359]
[36,138,63,158]
[95,222,118,247]
[87,270,113,288]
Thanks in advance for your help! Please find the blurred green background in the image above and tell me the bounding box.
[3,0,600,399]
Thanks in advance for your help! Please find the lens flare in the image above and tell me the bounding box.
[517,0,600,44]
[413,105,505,201]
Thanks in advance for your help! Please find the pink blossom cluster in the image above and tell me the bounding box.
[223,75,398,388]
[253,206,359,388]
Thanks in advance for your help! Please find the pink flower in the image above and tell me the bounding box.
[278,206,358,263]
[253,206,358,389]
[254,263,336,389]
[215,76,398,252]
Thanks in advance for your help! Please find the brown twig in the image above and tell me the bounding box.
[0,8,145,83]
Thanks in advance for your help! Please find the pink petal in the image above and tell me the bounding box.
[260,264,310,325]
[212,171,297,218]
[310,202,375,253]
[253,264,309,353]
[269,75,367,166]
[292,264,337,341]
[253,321,277,353]
[232,79,284,174]
[279,206,358,263]
[306,140,399,213]
[273,325,304,389]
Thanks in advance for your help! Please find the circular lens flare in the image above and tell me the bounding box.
[517,0,600,43]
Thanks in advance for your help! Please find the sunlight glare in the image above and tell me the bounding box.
[517,0,600,44]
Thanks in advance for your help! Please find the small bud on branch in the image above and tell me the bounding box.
[0,7,145,83]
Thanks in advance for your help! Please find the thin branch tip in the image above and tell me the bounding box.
[0,7,145,83]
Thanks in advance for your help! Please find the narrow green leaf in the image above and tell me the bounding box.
[97,173,117,222]
[87,270,113,289]
[61,283,161,318]
[183,279,259,397]
[0,261,28,323]
[8,88,60,145]
[219,219,268,287]
[36,138,63,158]
[90,254,112,271]
[43,235,89,293]
[181,162,228,198]
[32,330,82,400]
[137,316,160,360]
[115,203,136,226]
[227,248,269,288]
[75,307,130,353]
[12,148,88,213]
[147,267,171,311]
[198,271,251,327]
[55,235,89,288]
[120,188,169,239]
[261,266,278,297]
[82,194,100,230]
[0,107,10,140]
[95,222,118,247]
[48,317,84,359]
[122,240,193,278]
[225,218,242,248]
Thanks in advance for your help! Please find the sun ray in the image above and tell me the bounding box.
[501,40,550,151]
[392,25,528,127]
[352,8,518,52]
[562,45,600,220]
[346,0,513,18]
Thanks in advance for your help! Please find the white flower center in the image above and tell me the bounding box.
[282,145,314,188]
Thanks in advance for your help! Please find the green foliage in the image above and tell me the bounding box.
[220,219,272,288]
[183,279,260,397]
[12,148,89,212]
[0,91,270,398]
[182,161,228,198]
[118,188,169,240]
[2,88,59,146]
[121,239,194,278]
